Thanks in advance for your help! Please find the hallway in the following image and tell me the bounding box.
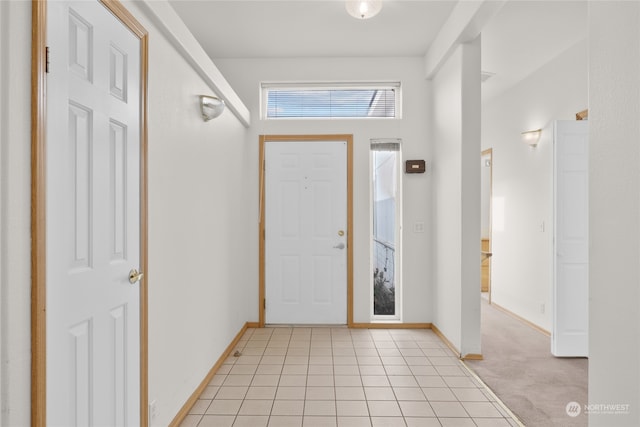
[179,327,520,427]
[465,299,588,426]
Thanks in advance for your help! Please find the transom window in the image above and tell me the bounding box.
[261,82,401,119]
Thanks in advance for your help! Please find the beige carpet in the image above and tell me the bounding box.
[465,298,588,426]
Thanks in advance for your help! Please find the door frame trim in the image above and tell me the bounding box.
[259,134,354,327]
[31,1,149,425]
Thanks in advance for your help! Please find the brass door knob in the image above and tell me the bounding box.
[129,269,144,284]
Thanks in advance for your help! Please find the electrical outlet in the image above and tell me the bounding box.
[149,400,158,423]
[414,222,425,233]
[540,303,545,314]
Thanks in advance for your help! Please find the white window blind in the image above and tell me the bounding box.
[371,138,401,152]
[262,82,400,119]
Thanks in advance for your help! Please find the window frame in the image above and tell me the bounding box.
[260,81,402,120]
[370,138,403,322]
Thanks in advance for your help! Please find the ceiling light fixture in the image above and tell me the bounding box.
[346,0,382,20]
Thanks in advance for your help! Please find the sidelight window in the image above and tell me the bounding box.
[371,139,402,319]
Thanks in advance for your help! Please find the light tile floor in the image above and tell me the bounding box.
[179,327,522,427]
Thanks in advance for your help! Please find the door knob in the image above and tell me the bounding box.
[333,243,346,250]
[128,269,144,284]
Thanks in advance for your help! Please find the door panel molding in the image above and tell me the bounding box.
[30,1,148,425]
[259,135,353,327]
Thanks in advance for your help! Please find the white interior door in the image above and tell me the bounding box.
[552,120,589,357]
[47,1,142,425]
[265,141,347,324]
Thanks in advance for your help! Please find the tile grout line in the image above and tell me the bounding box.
[188,327,522,427]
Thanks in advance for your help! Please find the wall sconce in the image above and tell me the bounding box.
[521,129,542,147]
[200,95,225,121]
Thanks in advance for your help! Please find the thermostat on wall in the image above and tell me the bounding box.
[405,160,426,174]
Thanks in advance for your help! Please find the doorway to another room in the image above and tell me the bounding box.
[481,149,493,302]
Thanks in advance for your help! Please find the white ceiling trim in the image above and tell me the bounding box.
[424,0,505,80]
[138,0,251,127]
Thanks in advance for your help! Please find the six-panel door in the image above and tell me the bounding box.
[47,1,142,425]
[265,141,348,324]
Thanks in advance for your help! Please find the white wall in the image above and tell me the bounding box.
[124,3,255,426]
[431,39,481,356]
[482,39,587,331]
[214,57,432,324]
[588,2,640,425]
[0,2,32,426]
[0,0,5,419]
[0,1,255,425]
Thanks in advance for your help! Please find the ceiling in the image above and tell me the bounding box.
[481,1,587,101]
[170,0,588,101]
[170,0,457,58]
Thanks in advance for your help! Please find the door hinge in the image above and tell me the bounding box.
[263,299,266,309]
[45,46,50,73]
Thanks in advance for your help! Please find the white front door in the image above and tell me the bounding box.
[265,141,347,324]
[552,120,589,357]
[47,1,142,425]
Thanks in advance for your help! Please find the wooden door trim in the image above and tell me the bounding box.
[31,2,47,425]
[259,135,354,327]
[30,1,149,425]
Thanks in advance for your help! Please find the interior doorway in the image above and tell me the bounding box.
[481,149,493,302]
